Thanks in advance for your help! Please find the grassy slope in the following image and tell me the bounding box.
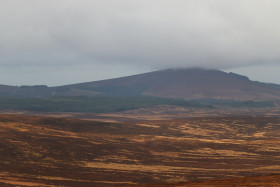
[1,115,280,186]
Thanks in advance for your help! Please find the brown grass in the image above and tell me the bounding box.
[0,114,280,186]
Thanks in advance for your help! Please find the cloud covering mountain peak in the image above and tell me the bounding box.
[0,0,280,85]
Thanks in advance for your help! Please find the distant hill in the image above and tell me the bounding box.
[1,68,280,100]
[54,68,280,100]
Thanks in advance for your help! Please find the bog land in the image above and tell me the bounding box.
[1,112,280,186]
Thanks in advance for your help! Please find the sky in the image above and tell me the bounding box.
[0,0,280,86]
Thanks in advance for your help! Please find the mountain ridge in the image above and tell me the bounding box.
[1,68,280,100]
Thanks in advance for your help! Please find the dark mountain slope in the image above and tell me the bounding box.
[54,68,280,100]
[0,68,279,100]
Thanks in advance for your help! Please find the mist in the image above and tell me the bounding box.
[0,0,280,85]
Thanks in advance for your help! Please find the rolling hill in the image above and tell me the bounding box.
[1,68,280,100]
[1,114,280,186]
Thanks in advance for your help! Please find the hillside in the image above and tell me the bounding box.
[131,175,280,187]
[55,69,280,100]
[1,68,280,100]
[1,114,280,186]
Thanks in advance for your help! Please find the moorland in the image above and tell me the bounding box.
[1,68,280,186]
[1,109,280,186]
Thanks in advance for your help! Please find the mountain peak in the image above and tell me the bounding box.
[0,68,279,100]
[54,68,280,100]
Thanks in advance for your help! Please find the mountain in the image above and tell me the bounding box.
[1,68,280,100]
[54,68,280,100]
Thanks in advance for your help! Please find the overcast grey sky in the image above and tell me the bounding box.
[0,0,280,86]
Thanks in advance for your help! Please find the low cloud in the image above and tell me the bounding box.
[0,0,280,84]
